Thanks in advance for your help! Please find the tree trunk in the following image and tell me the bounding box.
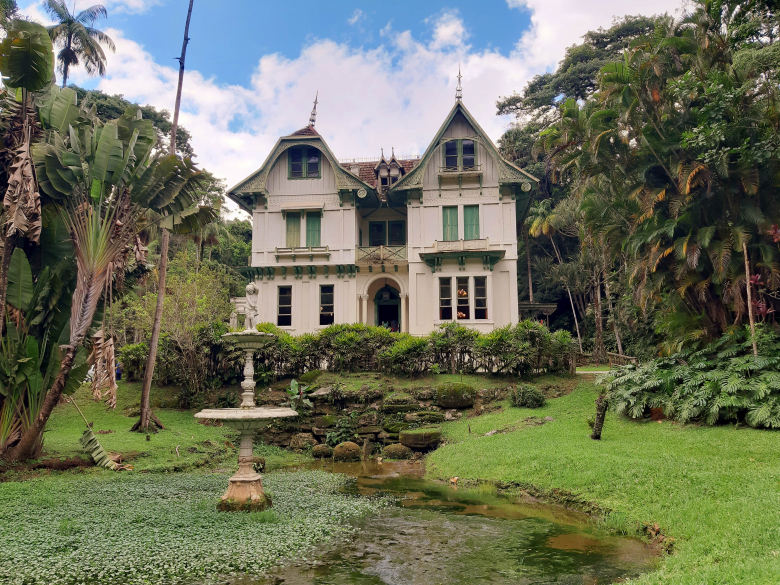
[743,241,758,358]
[134,0,194,432]
[593,271,606,364]
[524,227,533,302]
[591,394,607,440]
[134,229,169,432]
[602,251,623,355]
[5,343,79,460]
[551,236,582,352]
[61,35,72,88]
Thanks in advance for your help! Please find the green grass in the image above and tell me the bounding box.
[427,380,780,584]
[576,365,612,372]
[0,470,391,584]
[3,380,305,475]
[290,371,516,393]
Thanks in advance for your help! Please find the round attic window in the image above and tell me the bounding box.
[357,188,367,198]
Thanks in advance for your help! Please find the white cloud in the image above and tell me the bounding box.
[507,0,685,70]
[428,10,469,49]
[347,8,365,26]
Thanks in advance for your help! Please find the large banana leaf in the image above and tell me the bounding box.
[79,427,118,470]
[6,248,33,312]
[159,205,218,235]
[0,20,54,93]
[38,86,80,133]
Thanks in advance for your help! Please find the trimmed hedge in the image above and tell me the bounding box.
[510,384,546,409]
[251,321,577,379]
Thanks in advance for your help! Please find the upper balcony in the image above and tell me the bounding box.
[438,164,483,179]
[419,238,505,272]
[274,246,330,262]
[356,245,407,266]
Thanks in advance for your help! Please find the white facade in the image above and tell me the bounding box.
[228,101,536,336]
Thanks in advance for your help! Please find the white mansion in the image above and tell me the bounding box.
[228,91,538,336]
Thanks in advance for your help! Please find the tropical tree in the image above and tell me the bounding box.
[4,89,213,461]
[44,0,115,88]
[526,199,583,352]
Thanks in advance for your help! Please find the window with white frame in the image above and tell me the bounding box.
[438,276,489,321]
[319,285,334,326]
[277,286,292,327]
[439,277,452,320]
[456,277,470,320]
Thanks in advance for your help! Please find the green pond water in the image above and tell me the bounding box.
[249,460,658,585]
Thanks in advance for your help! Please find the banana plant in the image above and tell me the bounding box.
[4,99,215,462]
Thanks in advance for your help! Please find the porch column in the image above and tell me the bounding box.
[359,294,368,324]
[400,293,408,333]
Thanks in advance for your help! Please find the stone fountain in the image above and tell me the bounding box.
[195,329,297,511]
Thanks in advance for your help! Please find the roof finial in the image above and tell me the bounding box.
[381,147,384,159]
[456,64,462,101]
[309,91,318,127]
[391,145,395,158]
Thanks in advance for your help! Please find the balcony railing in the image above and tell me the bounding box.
[438,164,482,175]
[431,238,491,252]
[356,245,407,264]
[274,246,330,262]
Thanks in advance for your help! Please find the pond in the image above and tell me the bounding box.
[249,460,658,585]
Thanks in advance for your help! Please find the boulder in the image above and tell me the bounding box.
[358,412,380,427]
[383,391,419,414]
[435,383,476,409]
[412,386,435,400]
[357,425,382,435]
[310,386,332,401]
[317,415,337,428]
[406,411,444,424]
[444,410,462,421]
[312,444,333,459]
[399,427,442,451]
[333,441,361,461]
[383,420,410,433]
[382,443,414,460]
[289,433,318,449]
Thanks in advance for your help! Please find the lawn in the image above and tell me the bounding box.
[427,379,780,584]
[1,380,305,476]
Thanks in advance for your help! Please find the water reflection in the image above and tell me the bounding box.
[246,460,657,585]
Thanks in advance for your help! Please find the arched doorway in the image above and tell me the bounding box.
[374,283,400,331]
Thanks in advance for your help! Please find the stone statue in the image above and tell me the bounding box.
[244,282,259,330]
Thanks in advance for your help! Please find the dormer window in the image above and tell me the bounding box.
[289,147,321,179]
[442,139,477,170]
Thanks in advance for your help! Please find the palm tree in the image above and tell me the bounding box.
[526,199,583,352]
[45,0,115,88]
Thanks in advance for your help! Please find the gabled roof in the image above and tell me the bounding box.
[340,158,420,194]
[227,129,378,212]
[387,100,539,203]
[290,125,319,136]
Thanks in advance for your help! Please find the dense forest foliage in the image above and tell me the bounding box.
[500,0,780,360]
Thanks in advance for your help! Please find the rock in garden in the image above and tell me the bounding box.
[399,428,442,451]
[435,383,476,409]
[310,386,332,400]
[289,433,318,449]
[417,411,445,423]
[333,441,361,461]
[383,391,419,414]
[357,426,382,435]
[312,444,333,459]
[358,412,380,426]
[444,410,461,421]
[382,443,414,460]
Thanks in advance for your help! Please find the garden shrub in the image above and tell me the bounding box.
[299,369,325,384]
[428,322,479,373]
[510,384,546,409]
[116,342,148,381]
[435,382,476,408]
[602,326,780,428]
[377,334,430,376]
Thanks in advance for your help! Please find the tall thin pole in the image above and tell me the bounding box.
[743,241,759,358]
[135,0,194,432]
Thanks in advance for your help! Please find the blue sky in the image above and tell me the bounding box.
[103,1,534,88]
[19,0,684,211]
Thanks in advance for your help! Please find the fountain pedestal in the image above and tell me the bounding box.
[195,330,297,511]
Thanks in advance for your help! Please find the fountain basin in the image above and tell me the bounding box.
[195,406,297,511]
[221,329,275,351]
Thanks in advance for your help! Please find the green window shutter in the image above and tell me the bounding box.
[443,206,458,241]
[464,205,479,240]
[286,213,301,247]
[306,212,321,247]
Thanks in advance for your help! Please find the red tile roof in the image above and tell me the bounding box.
[290,125,319,136]
[340,159,420,190]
